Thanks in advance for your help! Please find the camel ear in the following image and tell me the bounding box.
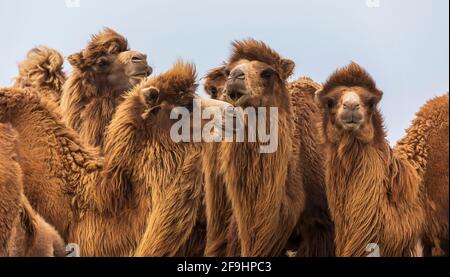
[142,86,160,104]
[280,59,295,80]
[67,52,84,68]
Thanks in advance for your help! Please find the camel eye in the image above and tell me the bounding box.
[97,57,110,68]
[368,97,378,109]
[149,91,159,102]
[326,98,335,109]
[210,87,218,96]
[261,69,274,80]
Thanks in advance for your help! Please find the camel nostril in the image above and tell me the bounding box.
[229,91,244,102]
[230,69,245,81]
[343,101,360,111]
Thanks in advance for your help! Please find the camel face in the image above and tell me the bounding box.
[317,63,383,141]
[223,60,288,108]
[221,39,295,109]
[98,50,152,89]
[318,86,380,132]
[203,65,228,100]
[137,62,230,140]
[67,28,152,97]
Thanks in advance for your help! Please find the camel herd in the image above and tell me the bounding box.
[0,28,448,257]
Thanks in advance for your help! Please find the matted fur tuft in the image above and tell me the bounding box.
[68,28,129,69]
[229,39,295,79]
[322,62,381,95]
[147,60,198,96]
[14,46,66,94]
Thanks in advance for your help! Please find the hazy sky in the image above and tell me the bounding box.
[0,0,448,143]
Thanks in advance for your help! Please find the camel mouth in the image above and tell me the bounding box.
[224,89,250,107]
[341,120,362,131]
[130,67,153,81]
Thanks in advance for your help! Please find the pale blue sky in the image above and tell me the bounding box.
[0,0,448,143]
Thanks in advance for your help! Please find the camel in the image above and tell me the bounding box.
[316,62,449,256]
[13,46,66,103]
[61,28,152,149]
[0,123,65,257]
[0,87,145,256]
[202,39,335,257]
[98,60,230,256]
[202,70,333,256]
[0,60,228,256]
[396,93,449,256]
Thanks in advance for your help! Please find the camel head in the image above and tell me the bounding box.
[134,60,231,141]
[203,65,228,100]
[67,28,152,96]
[222,39,295,110]
[316,62,384,142]
[14,46,67,93]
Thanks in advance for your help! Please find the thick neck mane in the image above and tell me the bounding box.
[61,72,125,149]
[322,112,424,256]
[219,94,305,255]
[103,86,205,256]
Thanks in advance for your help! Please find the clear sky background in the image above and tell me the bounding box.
[0,0,448,143]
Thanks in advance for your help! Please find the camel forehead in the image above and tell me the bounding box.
[341,91,361,103]
[231,61,267,76]
[232,62,250,72]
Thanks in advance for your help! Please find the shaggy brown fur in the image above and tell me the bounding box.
[0,87,151,256]
[61,28,151,149]
[0,124,65,257]
[396,94,449,256]
[207,39,334,256]
[202,66,236,256]
[9,196,67,257]
[102,61,227,256]
[317,62,448,256]
[203,75,335,257]
[0,123,23,257]
[203,142,235,256]
[288,77,335,257]
[13,46,66,103]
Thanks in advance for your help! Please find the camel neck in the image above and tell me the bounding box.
[324,134,388,257]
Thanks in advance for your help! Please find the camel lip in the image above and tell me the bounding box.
[223,89,251,107]
[130,67,153,79]
[341,121,362,131]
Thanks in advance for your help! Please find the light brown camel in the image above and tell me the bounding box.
[204,39,334,257]
[202,70,334,256]
[316,62,448,256]
[99,60,230,256]
[61,28,152,149]
[0,87,147,256]
[0,61,228,256]
[13,46,66,103]
[0,123,65,257]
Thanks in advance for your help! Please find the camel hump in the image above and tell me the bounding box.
[289,77,323,98]
[14,46,66,92]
